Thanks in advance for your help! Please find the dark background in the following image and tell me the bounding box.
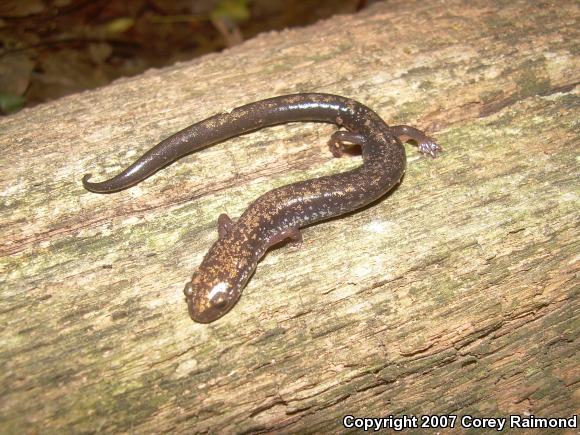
[0,0,377,114]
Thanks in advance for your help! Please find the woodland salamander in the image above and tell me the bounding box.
[83,93,441,323]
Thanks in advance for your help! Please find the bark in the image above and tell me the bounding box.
[0,0,578,433]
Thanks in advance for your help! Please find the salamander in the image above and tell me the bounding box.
[83,93,441,323]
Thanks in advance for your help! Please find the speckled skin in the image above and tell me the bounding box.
[83,93,441,323]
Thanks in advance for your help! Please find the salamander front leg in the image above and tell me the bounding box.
[218,213,234,238]
[390,125,442,158]
[268,226,303,250]
[328,131,366,157]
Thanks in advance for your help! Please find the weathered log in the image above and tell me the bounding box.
[1,0,578,433]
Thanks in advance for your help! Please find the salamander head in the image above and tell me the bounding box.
[183,273,240,323]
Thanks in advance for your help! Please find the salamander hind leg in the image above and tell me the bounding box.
[390,125,442,158]
[218,213,234,238]
[328,131,366,158]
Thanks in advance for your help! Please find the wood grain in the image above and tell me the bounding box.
[1,0,578,433]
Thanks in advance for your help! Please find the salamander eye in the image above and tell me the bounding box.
[183,282,194,297]
[211,294,228,309]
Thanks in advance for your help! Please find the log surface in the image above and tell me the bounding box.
[1,0,578,433]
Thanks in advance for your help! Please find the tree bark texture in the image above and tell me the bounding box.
[0,0,578,433]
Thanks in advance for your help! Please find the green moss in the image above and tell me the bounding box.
[480,89,504,104]
[418,80,435,91]
[404,66,434,78]
[394,100,430,123]
[516,68,551,97]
